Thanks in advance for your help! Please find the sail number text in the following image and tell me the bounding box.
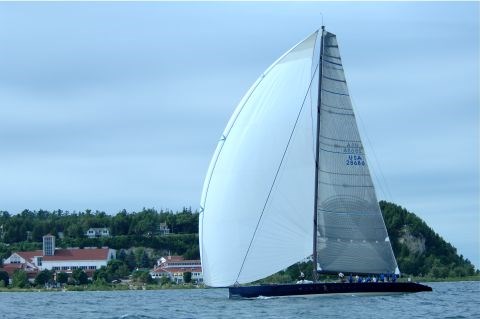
[346,155,365,166]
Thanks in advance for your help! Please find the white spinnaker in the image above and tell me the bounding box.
[200,32,318,287]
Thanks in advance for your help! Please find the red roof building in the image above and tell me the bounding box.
[150,255,203,284]
[1,234,115,280]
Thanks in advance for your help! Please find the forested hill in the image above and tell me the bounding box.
[380,201,476,277]
[0,202,477,278]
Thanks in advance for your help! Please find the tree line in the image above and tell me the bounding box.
[0,207,198,243]
[0,202,477,280]
[380,201,476,278]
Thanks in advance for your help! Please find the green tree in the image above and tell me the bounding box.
[66,223,84,238]
[159,276,171,285]
[183,271,192,283]
[126,251,137,271]
[56,272,69,285]
[12,269,28,288]
[93,266,110,283]
[183,247,200,260]
[34,269,52,286]
[72,269,88,285]
[117,249,127,262]
[0,270,9,287]
[140,250,151,268]
[132,270,152,284]
[106,259,130,279]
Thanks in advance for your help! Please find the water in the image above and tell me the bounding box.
[0,282,479,319]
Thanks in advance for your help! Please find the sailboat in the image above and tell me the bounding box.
[199,26,432,298]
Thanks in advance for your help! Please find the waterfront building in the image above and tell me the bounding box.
[150,255,202,284]
[1,234,115,281]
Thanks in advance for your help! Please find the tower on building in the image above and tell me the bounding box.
[42,234,55,256]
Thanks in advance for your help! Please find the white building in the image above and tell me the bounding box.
[2,234,115,279]
[85,227,110,238]
[157,223,170,235]
[150,255,202,284]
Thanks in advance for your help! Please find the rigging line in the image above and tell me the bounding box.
[334,50,391,202]
[201,31,319,282]
[352,98,394,201]
[343,78,397,268]
[235,60,320,284]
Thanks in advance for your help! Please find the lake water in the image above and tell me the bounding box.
[0,282,479,318]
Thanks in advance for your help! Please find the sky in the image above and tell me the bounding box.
[0,2,478,269]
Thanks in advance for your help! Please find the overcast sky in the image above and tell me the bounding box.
[0,2,478,268]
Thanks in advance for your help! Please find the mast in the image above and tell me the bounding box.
[312,25,325,282]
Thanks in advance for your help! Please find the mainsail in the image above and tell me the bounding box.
[200,28,398,288]
[315,31,398,274]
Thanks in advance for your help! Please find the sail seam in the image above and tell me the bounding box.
[318,208,381,214]
[319,140,351,148]
[323,75,346,83]
[318,181,374,188]
[322,109,355,117]
[324,54,341,60]
[322,88,349,96]
[319,135,361,143]
[323,63,343,71]
[319,147,364,155]
[323,59,343,67]
[235,63,320,284]
[321,103,351,111]
[318,168,369,176]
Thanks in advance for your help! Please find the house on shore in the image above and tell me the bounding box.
[150,255,202,284]
[85,227,110,238]
[1,234,115,282]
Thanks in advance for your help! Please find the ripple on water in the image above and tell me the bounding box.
[0,282,478,319]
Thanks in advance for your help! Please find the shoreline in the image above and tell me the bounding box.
[1,276,478,293]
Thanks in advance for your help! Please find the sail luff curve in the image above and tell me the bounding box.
[200,31,319,287]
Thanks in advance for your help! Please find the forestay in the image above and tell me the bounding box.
[315,31,399,274]
[200,32,319,287]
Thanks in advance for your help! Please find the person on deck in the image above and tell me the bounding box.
[380,273,385,282]
[298,272,305,281]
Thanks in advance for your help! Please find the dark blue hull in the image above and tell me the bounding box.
[229,282,432,299]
